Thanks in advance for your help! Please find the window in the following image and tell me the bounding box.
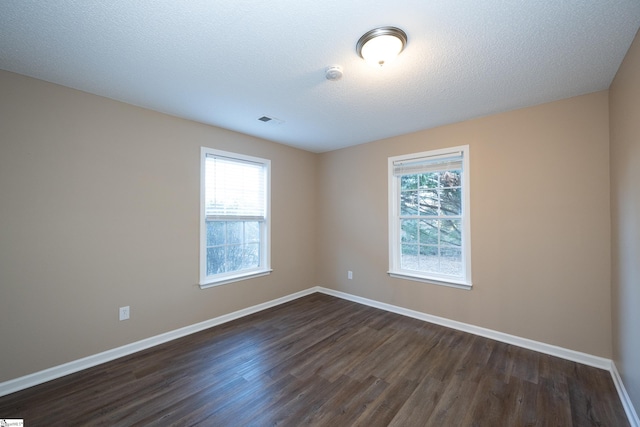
[388,145,471,289]
[200,148,271,288]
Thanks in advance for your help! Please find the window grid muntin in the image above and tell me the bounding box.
[398,168,464,278]
[206,220,263,276]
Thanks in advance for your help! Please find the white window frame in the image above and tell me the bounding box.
[388,145,472,290]
[200,147,271,288]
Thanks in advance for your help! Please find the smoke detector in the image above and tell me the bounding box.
[325,65,343,81]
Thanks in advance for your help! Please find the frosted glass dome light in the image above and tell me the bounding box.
[356,27,407,67]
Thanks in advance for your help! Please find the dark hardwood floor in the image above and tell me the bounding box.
[0,293,629,426]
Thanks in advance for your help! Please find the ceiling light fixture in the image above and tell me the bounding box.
[356,26,407,67]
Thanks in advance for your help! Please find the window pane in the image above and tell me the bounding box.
[401,175,418,190]
[242,243,260,269]
[420,172,440,189]
[419,245,439,273]
[440,170,461,187]
[400,190,418,216]
[440,247,462,276]
[419,219,439,244]
[419,190,439,216]
[401,244,419,270]
[401,220,418,243]
[440,188,461,216]
[227,222,243,245]
[206,221,263,276]
[207,221,225,246]
[245,221,260,243]
[207,247,226,275]
[227,244,244,271]
[440,219,462,246]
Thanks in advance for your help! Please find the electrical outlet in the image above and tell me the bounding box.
[348,270,353,280]
[119,306,130,321]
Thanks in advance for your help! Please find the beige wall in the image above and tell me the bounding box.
[0,66,622,386]
[610,30,640,412]
[318,91,612,358]
[0,70,318,382]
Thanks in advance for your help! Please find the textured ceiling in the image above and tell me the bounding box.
[1,1,639,153]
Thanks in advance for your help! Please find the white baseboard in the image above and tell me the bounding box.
[2,285,637,427]
[0,287,317,398]
[611,362,640,427]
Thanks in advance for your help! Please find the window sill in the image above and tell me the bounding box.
[200,269,273,289]
[388,271,472,290]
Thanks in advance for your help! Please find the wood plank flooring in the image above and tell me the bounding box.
[0,293,629,426]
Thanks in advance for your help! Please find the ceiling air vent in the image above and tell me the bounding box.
[258,115,284,125]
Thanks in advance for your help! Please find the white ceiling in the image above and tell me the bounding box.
[1,1,639,153]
